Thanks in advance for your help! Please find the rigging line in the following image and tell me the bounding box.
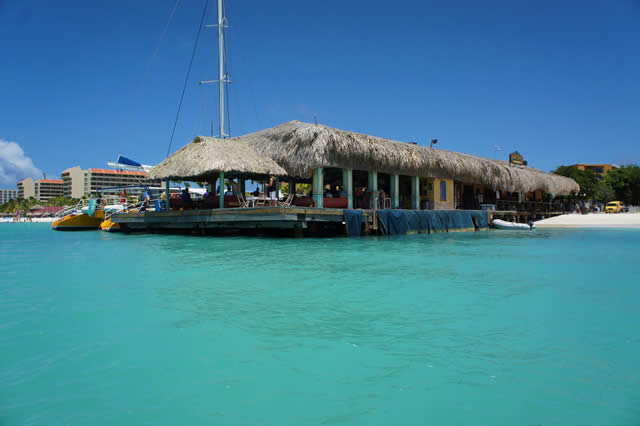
[116,0,181,148]
[166,0,209,157]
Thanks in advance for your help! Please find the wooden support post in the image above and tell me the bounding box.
[368,171,377,209]
[219,171,225,209]
[312,167,324,208]
[390,174,399,209]
[344,168,353,209]
[165,180,170,211]
[411,176,420,209]
[240,179,246,196]
[290,181,296,196]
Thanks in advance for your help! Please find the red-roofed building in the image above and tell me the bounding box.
[17,177,63,202]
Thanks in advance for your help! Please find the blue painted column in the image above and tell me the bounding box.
[219,171,224,209]
[344,168,353,209]
[368,171,377,209]
[165,180,170,211]
[390,174,399,209]
[312,167,324,208]
[411,176,420,209]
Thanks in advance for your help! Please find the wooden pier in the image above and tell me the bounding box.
[111,207,500,236]
[112,207,374,236]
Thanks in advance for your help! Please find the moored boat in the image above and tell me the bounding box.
[492,219,535,230]
[52,204,105,230]
[99,217,120,232]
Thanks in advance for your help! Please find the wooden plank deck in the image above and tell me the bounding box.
[111,207,370,232]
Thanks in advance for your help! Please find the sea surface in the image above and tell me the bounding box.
[1,224,639,425]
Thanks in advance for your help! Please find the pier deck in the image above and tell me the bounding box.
[111,207,500,236]
[112,207,371,234]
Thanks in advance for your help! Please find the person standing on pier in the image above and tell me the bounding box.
[267,175,277,206]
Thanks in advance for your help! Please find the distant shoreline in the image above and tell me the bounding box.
[536,213,640,229]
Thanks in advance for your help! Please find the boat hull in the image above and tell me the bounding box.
[52,210,105,231]
[493,219,534,230]
[99,218,120,232]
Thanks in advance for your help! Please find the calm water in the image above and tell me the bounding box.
[1,224,639,425]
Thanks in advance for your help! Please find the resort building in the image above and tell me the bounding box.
[150,121,579,210]
[61,166,87,198]
[0,188,19,204]
[60,167,158,197]
[17,178,64,202]
[571,164,618,179]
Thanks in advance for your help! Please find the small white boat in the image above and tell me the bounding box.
[493,219,535,230]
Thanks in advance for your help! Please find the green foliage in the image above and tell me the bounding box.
[281,182,312,195]
[604,165,640,205]
[0,198,37,214]
[553,164,640,205]
[552,165,600,199]
[0,196,79,213]
[593,181,615,203]
[47,196,80,206]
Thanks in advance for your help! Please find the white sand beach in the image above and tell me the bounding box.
[536,213,640,228]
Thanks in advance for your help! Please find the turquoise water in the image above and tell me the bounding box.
[1,224,639,425]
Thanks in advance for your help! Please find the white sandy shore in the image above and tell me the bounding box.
[0,218,55,223]
[535,213,640,228]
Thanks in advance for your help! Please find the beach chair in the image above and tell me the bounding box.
[236,192,251,208]
[276,193,294,208]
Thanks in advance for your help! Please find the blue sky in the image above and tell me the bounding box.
[1,0,638,186]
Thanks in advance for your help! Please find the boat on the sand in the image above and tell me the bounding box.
[492,219,535,230]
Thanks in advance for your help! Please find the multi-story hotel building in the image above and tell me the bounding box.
[17,178,64,202]
[0,188,19,204]
[61,166,87,198]
[60,167,157,197]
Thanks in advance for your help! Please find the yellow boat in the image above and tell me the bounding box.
[52,208,105,231]
[99,217,120,232]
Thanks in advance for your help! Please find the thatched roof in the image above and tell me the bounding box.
[239,121,579,195]
[148,136,287,181]
[153,121,578,195]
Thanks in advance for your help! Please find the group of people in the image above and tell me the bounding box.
[324,185,347,198]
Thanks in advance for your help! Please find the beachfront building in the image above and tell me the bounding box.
[148,121,579,210]
[17,178,64,202]
[571,164,618,180]
[60,167,158,197]
[110,121,580,235]
[17,178,35,199]
[61,166,86,198]
[0,188,19,204]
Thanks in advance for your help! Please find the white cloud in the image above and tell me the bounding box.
[0,139,42,187]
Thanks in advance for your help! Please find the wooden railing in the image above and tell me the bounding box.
[495,200,573,213]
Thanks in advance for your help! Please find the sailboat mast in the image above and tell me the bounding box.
[217,0,225,138]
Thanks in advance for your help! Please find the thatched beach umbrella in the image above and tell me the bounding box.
[237,121,579,195]
[148,136,288,181]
